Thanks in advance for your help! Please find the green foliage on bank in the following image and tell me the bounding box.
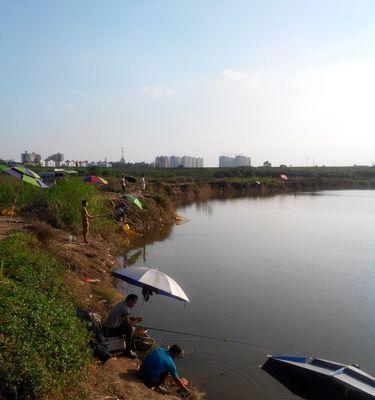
[0,232,92,399]
[31,164,375,182]
[0,178,115,234]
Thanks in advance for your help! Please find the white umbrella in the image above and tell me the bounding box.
[112,267,190,304]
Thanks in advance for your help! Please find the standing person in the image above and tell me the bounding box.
[81,200,94,244]
[139,345,190,394]
[121,174,126,193]
[103,294,142,358]
[140,174,146,191]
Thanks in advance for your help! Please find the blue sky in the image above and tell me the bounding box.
[1,0,375,166]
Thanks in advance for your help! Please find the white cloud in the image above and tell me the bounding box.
[72,89,86,97]
[64,104,75,111]
[142,85,175,97]
[221,69,259,86]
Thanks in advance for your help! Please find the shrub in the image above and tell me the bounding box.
[0,233,91,399]
[0,177,115,234]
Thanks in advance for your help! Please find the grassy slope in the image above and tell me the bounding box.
[0,232,91,399]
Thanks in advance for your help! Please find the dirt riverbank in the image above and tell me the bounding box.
[0,186,202,400]
[147,177,374,206]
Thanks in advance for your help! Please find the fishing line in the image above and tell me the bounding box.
[137,325,268,350]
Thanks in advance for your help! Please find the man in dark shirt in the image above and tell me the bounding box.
[104,293,142,358]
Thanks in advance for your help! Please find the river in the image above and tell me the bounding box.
[119,190,375,399]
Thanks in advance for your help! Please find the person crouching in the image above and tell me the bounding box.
[139,345,190,394]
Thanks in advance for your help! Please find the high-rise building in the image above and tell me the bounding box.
[196,157,204,168]
[154,155,204,168]
[219,155,234,167]
[234,155,251,167]
[219,155,251,167]
[21,151,42,164]
[170,155,182,168]
[155,156,170,168]
[21,151,32,163]
[181,156,190,168]
[44,159,56,167]
[46,153,64,162]
[45,153,64,167]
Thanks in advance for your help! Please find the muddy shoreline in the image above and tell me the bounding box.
[146,177,374,211]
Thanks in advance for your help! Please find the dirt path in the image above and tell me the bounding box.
[0,216,31,240]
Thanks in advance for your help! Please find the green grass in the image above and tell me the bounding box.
[0,232,92,399]
[0,177,115,234]
[29,164,375,182]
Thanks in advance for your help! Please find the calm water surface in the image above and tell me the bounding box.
[119,191,375,399]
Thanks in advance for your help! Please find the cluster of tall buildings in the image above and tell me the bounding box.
[44,152,65,167]
[219,155,251,168]
[21,151,41,164]
[20,151,112,168]
[154,155,204,168]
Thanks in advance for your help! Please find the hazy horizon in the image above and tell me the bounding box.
[1,1,375,167]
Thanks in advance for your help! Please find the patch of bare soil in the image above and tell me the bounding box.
[90,357,180,400]
[0,216,31,240]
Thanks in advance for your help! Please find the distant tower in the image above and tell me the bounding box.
[120,146,125,164]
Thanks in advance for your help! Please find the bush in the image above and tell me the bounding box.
[0,177,115,234]
[0,233,91,399]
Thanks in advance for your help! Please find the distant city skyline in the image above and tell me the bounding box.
[3,148,375,168]
[2,1,375,166]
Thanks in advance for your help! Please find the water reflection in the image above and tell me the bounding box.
[195,201,214,215]
[119,191,375,400]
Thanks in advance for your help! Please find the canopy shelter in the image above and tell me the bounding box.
[0,164,49,219]
[83,175,108,185]
[0,164,48,188]
[123,194,143,210]
[262,355,375,400]
[112,266,189,314]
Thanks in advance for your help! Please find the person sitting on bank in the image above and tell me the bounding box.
[139,345,190,394]
[103,294,142,358]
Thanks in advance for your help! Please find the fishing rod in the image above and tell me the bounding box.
[123,202,149,227]
[95,203,150,229]
[137,325,268,350]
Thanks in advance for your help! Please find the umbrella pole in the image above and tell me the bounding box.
[138,297,145,317]
[10,180,22,222]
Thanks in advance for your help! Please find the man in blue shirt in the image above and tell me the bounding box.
[139,345,190,393]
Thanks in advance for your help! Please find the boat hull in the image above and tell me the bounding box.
[262,356,375,400]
